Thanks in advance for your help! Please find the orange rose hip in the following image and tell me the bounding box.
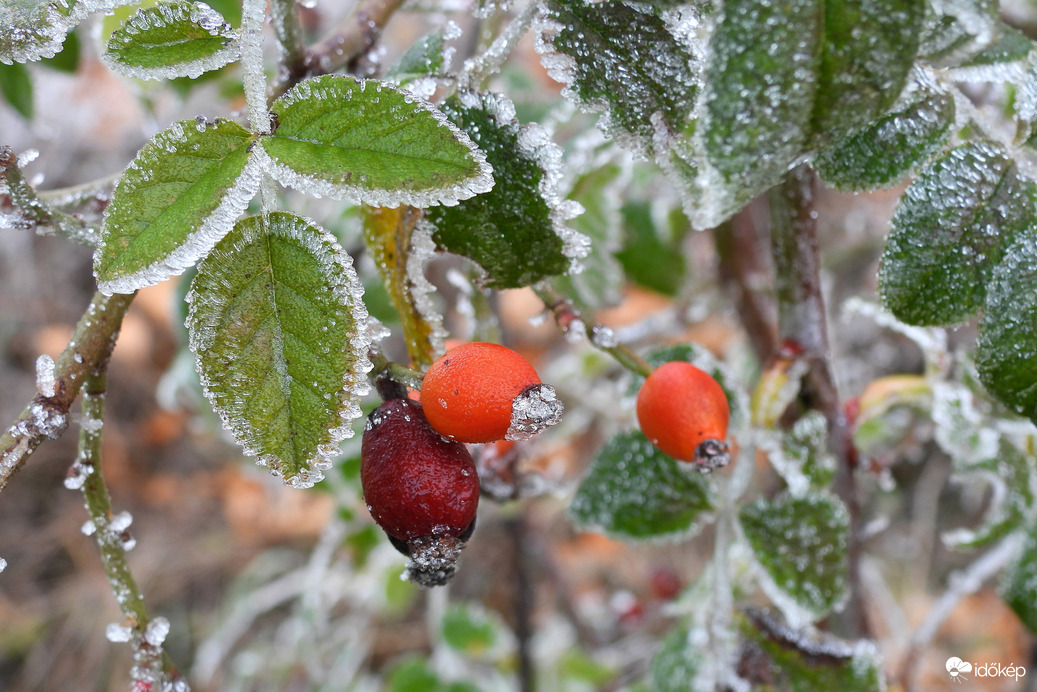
[636,361,731,472]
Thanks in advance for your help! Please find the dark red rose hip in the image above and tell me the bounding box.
[361,398,479,587]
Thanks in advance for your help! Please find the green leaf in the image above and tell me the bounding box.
[648,626,701,692]
[186,212,371,488]
[977,230,1037,421]
[814,80,955,191]
[615,201,687,296]
[1001,528,1037,635]
[95,118,260,294]
[687,0,921,228]
[422,91,584,289]
[104,0,239,80]
[944,440,1036,549]
[959,24,1035,67]
[40,28,78,72]
[260,74,493,208]
[764,411,837,496]
[535,0,699,147]
[442,604,498,656]
[739,610,885,691]
[878,142,1037,326]
[1,0,131,65]
[0,61,32,119]
[569,430,714,541]
[387,29,453,86]
[740,492,849,624]
[919,0,999,67]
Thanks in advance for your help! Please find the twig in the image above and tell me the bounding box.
[535,285,653,378]
[768,164,870,638]
[240,0,272,134]
[510,510,536,692]
[76,370,184,686]
[0,291,134,494]
[897,534,1023,690]
[1,146,100,247]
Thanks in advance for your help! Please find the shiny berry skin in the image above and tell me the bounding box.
[636,361,731,471]
[421,342,561,443]
[361,398,479,544]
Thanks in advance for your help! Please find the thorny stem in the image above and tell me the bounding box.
[77,370,183,684]
[897,534,1023,691]
[0,291,135,494]
[1,146,100,247]
[768,164,870,638]
[535,285,653,378]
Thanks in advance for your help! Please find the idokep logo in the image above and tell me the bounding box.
[946,657,1027,683]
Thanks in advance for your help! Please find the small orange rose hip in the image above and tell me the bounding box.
[421,342,563,443]
[636,360,731,472]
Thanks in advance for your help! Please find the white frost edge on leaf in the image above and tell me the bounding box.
[259,76,494,208]
[95,121,261,296]
[404,218,448,358]
[1,0,138,64]
[186,213,373,489]
[103,1,240,81]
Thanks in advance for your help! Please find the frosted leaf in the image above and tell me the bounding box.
[814,76,956,191]
[739,492,849,626]
[879,141,1037,326]
[145,616,170,646]
[259,75,493,208]
[569,430,715,541]
[1,0,135,65]
[534,0,700,151]
[931,381,999,463]
[103,0,240,81]
[386,26,456,87]
[106,622,134,643]
[842,297,947,365]
[423,90,588,289]
[977,228,1037,422]
[760,411,836,497]
[361,206,446,369]
[186,212,372,487]
[614,199,688,296]
[1001,526,1037,634]
[95,118,261,295]
[35,353,56,397]
[943,439,1035,548]
[506,384,563,440]
[918,0,999,67]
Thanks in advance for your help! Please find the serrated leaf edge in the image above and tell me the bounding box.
[102,0,240,81]
[186,212,373,488]
[2,0,137,65]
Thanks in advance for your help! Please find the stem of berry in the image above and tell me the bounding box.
[368,349,424,400]
[769,164,870,639]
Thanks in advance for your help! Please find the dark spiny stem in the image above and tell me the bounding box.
[768,164,870,639]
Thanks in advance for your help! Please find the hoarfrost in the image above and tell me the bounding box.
[31,400,67,439]
[106,622,134,643]
[1,0,136,65]
[96,139,263,296]
[240,0,271,134]
[64,459,93,490]
[588,324,617,349]
[103,1,240,81]
[110,510,134,533]
[81,519,98,536]
[35,354,56,397]
[405,220,448,355]
[16,148,39,167]
[506,384,563,440]
[145,616,171,646]
[932,381,999,464]
[0,557,6,573]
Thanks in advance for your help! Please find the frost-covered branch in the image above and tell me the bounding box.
[536,285,653,377]
[240,0,272,134]
[1,146,100,247]
[769,164,870,638]
[75,369,185,688]
[0,291,134,494]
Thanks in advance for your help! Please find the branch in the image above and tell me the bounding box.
[76,370,184,686]
[768,164,870,639]
[1,146,100,247]
[0,290,134,494]
[535,285,653,378]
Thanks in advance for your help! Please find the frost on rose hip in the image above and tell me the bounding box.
[421,342,563,443]
[361,398,479,587]
[636,361,731,472]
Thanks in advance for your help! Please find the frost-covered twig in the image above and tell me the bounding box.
[0,291,134,494]
[0,146,100,247]
[768,165,870,638]
[536,285,653,377]
[76,370,185,688]
[897,534,1023,691]
[240,0,272,135]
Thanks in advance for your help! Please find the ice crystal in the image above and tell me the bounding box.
[35,354,56,397]
[506,384,564,440]
[106,622,134,643]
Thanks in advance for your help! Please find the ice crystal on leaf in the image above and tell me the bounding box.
[1,0,135,64]
[186,212,371,488]
[258,75,493,208]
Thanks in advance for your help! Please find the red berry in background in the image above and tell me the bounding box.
[636,361,731,472]
[421,342,562,443]
[361,398,480,586]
